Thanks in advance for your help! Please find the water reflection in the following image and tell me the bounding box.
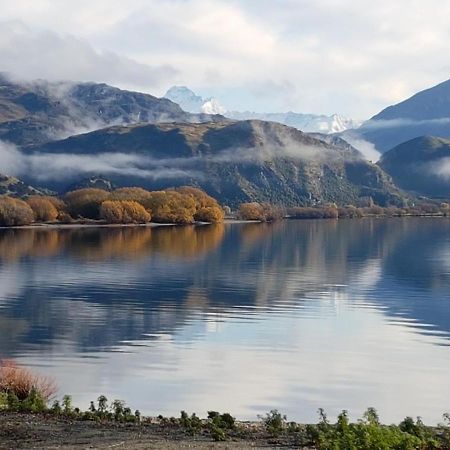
[0,219,449,422]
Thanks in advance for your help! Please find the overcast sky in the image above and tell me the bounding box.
[1,0,449,118]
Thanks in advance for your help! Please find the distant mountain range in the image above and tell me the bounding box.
[164,86,360,134]
[343,79,450,152]
[1,75,450,204]
[378,136,450,198]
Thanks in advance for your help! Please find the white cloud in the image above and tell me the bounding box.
[0,0,449,117]
[0,20,177,90]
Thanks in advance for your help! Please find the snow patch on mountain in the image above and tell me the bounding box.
[227,111,361,134]
[164,86,225,115]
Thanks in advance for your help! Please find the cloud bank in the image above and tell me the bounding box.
[0,0,449,117]
[0,20,177,90]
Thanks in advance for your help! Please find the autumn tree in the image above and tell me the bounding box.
[174,187,225,223]
[65,188,110,219]
[238,202,266,221]
[109,187,152,204]
[0,197,34,226]
[142,191,197,224]
[26,196,58,222]
[100,200,151,224]
[195,206,225,223]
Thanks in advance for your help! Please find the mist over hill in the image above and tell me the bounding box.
[379,136,450,198]
[343,79,450,153]
[11,119,405,207]
[0,74,219,146]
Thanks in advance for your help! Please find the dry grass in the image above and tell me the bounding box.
[0,360,57,401]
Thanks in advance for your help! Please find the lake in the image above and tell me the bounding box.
[0,218,449,424]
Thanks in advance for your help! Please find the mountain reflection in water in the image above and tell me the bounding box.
[0,219,449,423]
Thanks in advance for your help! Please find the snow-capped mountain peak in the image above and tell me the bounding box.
[163,86,360,133]
[164,86,226,115]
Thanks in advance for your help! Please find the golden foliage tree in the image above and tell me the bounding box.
[121,201,151,223]
[0,197,34,226]
[109,187,152,204]
[194,206,225,223]
[238,202,266,221]
[142,191,197,224]
[26,196,58,222]
[100,200,151,224]
[65,188,110,219]
[175,186,225,223]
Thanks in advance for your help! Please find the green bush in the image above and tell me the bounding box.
[261,409,287,437]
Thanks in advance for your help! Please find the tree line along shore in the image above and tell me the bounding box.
[0,186,449,227]
[1,361,450,449]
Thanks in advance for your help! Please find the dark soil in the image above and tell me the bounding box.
[0,412,302,449]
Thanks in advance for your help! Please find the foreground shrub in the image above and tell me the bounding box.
[0,360,57,402]
[100,200,151,224]
[65,188,110,219]
[26,196,59,222]
[0,197,34,226]
[260,409,287,437]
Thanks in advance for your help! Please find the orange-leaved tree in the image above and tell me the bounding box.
[100,200,151,224]
[65,188,110,219]
[0,197,34,226]
[26,196,59,222]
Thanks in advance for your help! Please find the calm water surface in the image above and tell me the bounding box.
[1,219,450,423]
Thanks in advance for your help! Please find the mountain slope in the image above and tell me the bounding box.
[345,79,450,152]
[378,136,450,198]
[0,173,45,197]
[0,75,218,146]
[24,120,406,207]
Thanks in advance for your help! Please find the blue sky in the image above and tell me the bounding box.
[0,0,449,118]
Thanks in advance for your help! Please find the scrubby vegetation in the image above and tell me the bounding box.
[288,201,450,220]
[1,187,449,227]
[237,202,284,221]
[0,186,226,226]
[0,360,57,406]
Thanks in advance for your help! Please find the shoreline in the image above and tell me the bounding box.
[0,214,448,230]
[1,409,448,450]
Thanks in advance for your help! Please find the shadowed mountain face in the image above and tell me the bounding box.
[343,79,450,152]
[24,120,405,206]
[0,75,218,146]
[378,136,450,198]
